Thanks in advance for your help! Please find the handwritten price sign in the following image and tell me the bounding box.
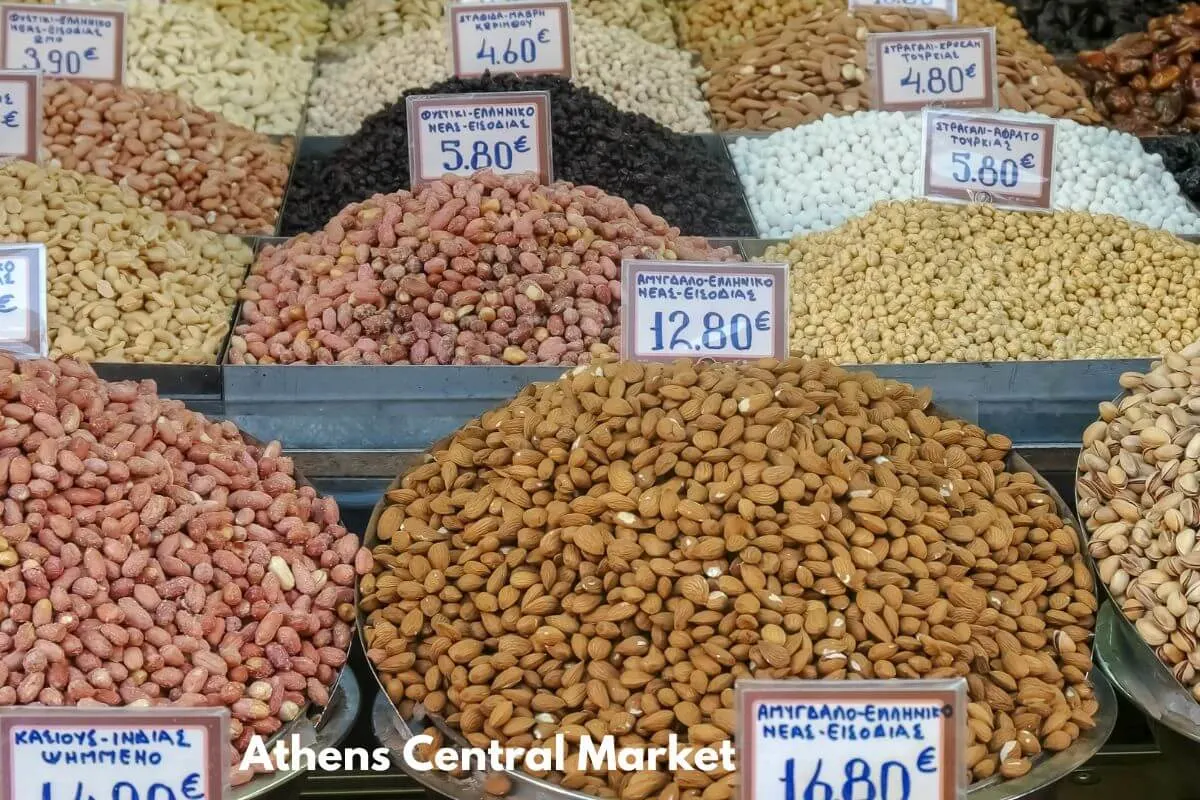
[849,0,956,20]
[448,0,571,78]
[0,707,228,800]
[868,29,996,112]
[738,680,967,800]
[921,109,1056,210]
[0,69,37,162]
[620,261,789,362]
[407,91,553,185]
[0,4,125,83]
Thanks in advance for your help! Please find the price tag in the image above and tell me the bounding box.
[738,680,968,800]
[0,69,37,163]
[849,0,956,19]
[868,29,996,112]
[407,91,553,186]
[920,109,1056,210]
[0,243,46,358]
[0,706,228,800]
[447,0,572,78]
[0,4,126,83]
[620,260,788,362]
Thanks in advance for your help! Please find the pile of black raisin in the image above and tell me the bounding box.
[1007,0,1183,53]
[281,74,754,237]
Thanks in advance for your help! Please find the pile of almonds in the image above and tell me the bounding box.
[1078,341,1200,699]
[704,8,1101,130]
[362,357,1101,795]
[0,356,372,782]
[42,80,293,235]
[229,172,735,366]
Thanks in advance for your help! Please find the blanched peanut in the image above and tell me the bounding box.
[0,161,249,364]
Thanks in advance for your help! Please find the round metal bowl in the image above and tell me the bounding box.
[235,667,362,799]
[360,443,1115,800]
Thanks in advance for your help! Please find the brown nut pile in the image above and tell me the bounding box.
[1077,4,1200,134]
[43,80,294,236]
[680,0,1043,66]
[705,9,1101,130]
[0,356,373,781]
[1078,341,1200,700]
[361,357,1101,795]
[228,172,736,366]
[0,161,250,364]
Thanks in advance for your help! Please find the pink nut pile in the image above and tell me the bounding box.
[228,171,736,365]
[0,356,370,779]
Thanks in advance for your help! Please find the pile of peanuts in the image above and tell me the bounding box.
[1078,342,1200,700]
[181,0,329,60]
[42,80,293,236]
[306,19,711,135]
[0,161,250,364]
[361,357,1100,793]
[704,8,1099,130]
[765,201,1200,363]
[127,0,312,135]
[0,355,371,781]
[229,172,735,366]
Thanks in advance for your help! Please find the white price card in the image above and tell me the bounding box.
[737,679,968,800]
[620,260,788,362]
[0,69,37,162]
[447,0,572,79]
[849,0,956,20]
[407,91,553,186]
[868,29,996,112]
[920,108,1056,210]
[0,243,47,358]
[0,706,229,800]
[0,4,125,83]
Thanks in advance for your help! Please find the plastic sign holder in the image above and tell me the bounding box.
[737,679,968,800]
[920,108,1057,211]
[407,91,553,186]
[447,0,572,78]
[0,68,37,162]
[0,242,47,357]
[620,260,789,362]
[0,3,126,83]
[867,29,997,112]
[0,706,230,800]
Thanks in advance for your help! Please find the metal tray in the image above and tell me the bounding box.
[235,667,362,799]
[356,384,1116,800]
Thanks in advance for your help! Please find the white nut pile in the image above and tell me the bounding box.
[306,19,711,135]
[731,110,1200,237]
[127,0,312,135]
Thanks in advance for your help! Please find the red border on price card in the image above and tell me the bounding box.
[737,680,967,800]
[406,91,553,186]
[0,707,229,800]
[0,69,38,162]
[620,260,789,363]
[0,4,126,84]
[448,0,572,79]
[921,109,1056,210]
[867,29,997,112]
